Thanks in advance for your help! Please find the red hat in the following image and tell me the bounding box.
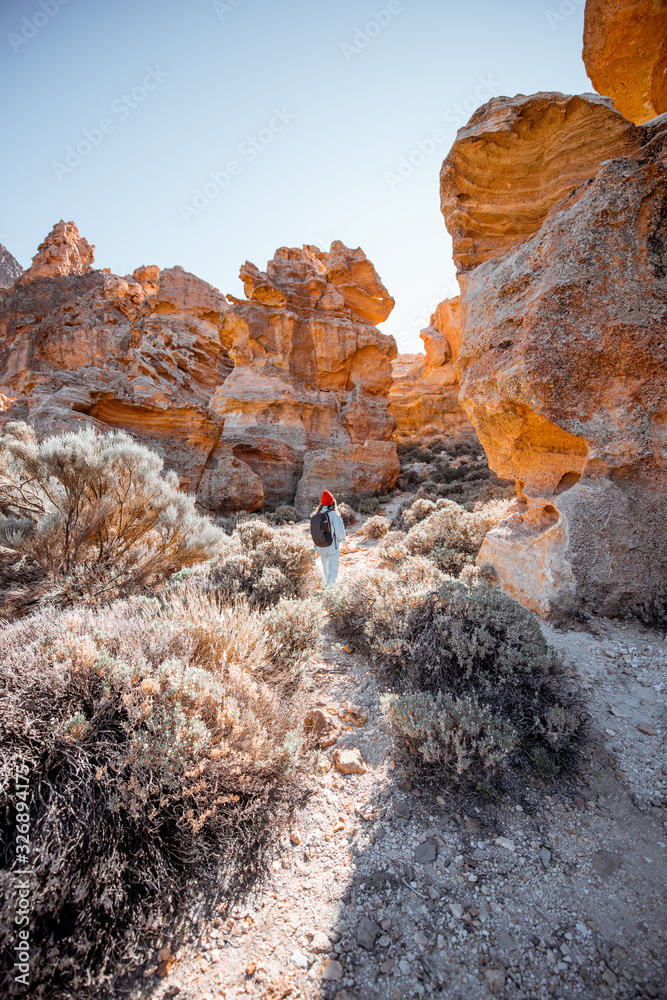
[321,490,335,505]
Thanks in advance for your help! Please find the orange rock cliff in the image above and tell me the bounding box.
[0,225,401,514]
[440,87,667,615]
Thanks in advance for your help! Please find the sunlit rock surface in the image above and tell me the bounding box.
[212,244,399,505]
[442,95,667,614]
[389,296,475,444]
[584,0,667,124]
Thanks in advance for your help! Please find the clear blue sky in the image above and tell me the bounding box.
[2,0,591,352]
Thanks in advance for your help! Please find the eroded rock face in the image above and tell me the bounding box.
[440,93,643,273]
[389,297,475,444]
[584,0,667,124]
[442,95,667,614]
[0,232,263,515]
[294,441,400,513]
[0,245,22,288]
[0,230,398,515]
[22,220,95,282]
[212,244,399,506]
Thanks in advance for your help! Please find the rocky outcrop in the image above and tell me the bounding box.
[440,93,643,273]
[389,297,475,444]
[294,441,400,512]
[212,244,399,506]
[0,245,22,288]
[441,94,667,615]
[22,219,95,282]
[0,223,263,515]
[0,226,399,514]
[583,0,667,124]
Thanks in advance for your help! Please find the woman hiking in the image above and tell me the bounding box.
[310,490,348,586]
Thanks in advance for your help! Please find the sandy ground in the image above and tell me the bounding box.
[126,501,667,1000]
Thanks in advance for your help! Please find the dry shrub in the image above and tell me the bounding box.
[377,531,408,569]
[325,571,587,789]
[404,498,509,578]
[393,497,436,531]
[210,519,318,606]
[0,423,222,615]
[0,593,308,998]
[381,691,516,781]
[271,504,300,525]
[338,503,358,527]
[262,596,326,690]
[627,592,667,631]
[360,515,390,539]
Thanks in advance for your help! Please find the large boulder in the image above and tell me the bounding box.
[583,0,667,124]
[294,441,400,513]
[0,222,263,515]
[212,244,398,505]
[389,296,476,444]
[441,95,667,615]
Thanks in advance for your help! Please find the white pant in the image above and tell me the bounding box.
[319,548,340,586]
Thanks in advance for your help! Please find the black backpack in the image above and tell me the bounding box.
[310,509,333,547]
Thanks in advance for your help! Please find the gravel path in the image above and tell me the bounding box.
[125,509,667,1000]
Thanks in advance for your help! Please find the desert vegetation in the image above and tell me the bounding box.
[0,424,591,998]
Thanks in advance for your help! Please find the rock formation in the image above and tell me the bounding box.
[0,225,399,514]
[0,245,22,288]
[22,219,95,281]
[212,244,399,510]
[389,297,476,444]
[441,93,667,615]
[441,92,643,273]
[0,222,264,514]
[583,0,667,124]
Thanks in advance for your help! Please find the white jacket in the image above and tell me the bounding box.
[314,506,346,555]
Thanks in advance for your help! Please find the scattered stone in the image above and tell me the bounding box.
[450,903,463,919]
[290,829,302,846]
[321,958,343,981]
[394,799,412,819]
[309,931,331,953]
[304,709,340,748]
[573,794,587,811]
[290,949,308,969]
[540,847,552,869]
[378,934,392,948]
[333,747,368,775]
[143,965,157,978]
[495,837,515,851]
[637,723,657,736]
[379,958,394,974]
[399,958,411,975]
[428,886,441,900]
[414,931,429,947]
[601,966,618,987]
[165,985,181,997]
[484,967,506,993]
[414,839,437,864]
[356,916,381,950]
[592,849,623,876]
